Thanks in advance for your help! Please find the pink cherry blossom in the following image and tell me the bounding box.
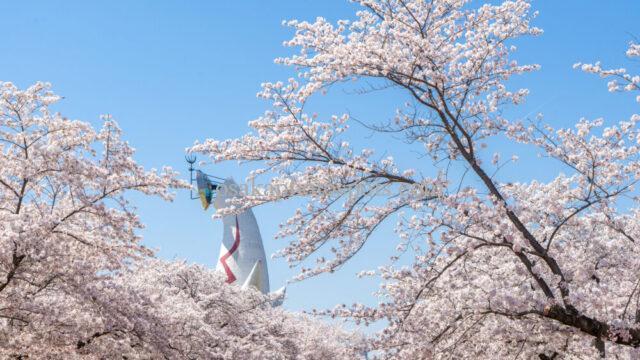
[0,82,362,358]
[193,0,640,358]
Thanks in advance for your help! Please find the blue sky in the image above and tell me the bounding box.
[1,0,638,317]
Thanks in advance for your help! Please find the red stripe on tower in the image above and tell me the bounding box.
[220,216,241,283]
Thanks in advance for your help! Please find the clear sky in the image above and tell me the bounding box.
[1,0,638,319]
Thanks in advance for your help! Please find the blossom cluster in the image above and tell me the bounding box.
[193,0,640,357]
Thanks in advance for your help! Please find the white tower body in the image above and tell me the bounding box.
[213,178,270,294]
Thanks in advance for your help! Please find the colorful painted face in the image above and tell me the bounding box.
[195,170,214,210]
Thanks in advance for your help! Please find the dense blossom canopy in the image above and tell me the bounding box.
[193,0,640,358]
[71,260,363,359]
[0,82,362,359]
[0,81,181,356]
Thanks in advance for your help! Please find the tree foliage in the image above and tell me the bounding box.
[193,0,640,357]
[0,82,362,359]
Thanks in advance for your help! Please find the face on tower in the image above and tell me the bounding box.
[195,170,219,210]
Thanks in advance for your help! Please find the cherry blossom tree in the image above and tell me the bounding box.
[0,82,361,358]
[0,81,181,356]
[192,0,640,358]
